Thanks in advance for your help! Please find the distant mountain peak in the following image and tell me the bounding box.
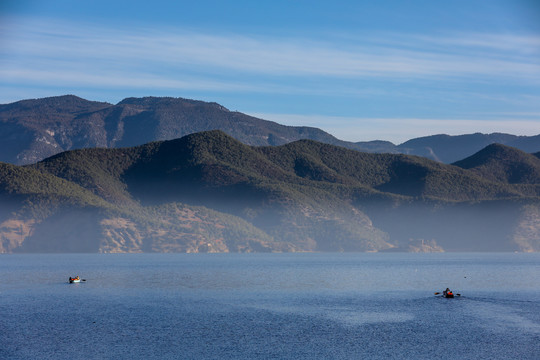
[454,143,530,167]
[117,96,230,111]
[3,94,110,110]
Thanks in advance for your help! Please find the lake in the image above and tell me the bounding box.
[1,253,539,359]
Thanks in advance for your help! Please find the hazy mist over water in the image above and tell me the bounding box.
[1,253,539,359]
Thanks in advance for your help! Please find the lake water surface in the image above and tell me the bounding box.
[1,253,539,359]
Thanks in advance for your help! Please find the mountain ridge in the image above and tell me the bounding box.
[1,95,539,165]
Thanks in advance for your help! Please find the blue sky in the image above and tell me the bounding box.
[1,0,539,143]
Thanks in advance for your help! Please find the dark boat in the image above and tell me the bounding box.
[443,291,454,298]
[435,288,459,298]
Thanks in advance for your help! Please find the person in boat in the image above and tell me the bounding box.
[443,288,451,296]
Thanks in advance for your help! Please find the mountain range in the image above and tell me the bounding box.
[1,95,539,165]
[1,130,539,253]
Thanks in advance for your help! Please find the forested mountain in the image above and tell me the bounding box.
[1,95,539,165]
[453,144,540,184]
[0,131,538,253]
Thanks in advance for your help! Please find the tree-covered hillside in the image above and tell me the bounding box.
[1,130,539,253]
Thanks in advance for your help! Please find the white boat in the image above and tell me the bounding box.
[69,276,81,283]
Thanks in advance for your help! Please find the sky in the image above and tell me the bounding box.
[1,0,539,144]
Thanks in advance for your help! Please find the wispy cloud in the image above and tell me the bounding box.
[0,66,259,92]
[2,17,540,93]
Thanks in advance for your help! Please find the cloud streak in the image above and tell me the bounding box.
[3,17,540,91]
